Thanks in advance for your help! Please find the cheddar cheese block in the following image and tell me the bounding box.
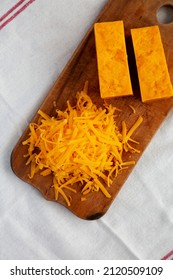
[94,21,133,99]
[131,25,173,102]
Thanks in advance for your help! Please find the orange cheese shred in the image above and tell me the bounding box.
[129,104,136,114]
[23,82,143,206]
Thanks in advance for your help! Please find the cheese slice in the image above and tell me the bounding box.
[131,25,173,102]
[94,21,133,99]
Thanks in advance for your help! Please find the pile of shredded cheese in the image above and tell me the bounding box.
[23,82,143,206]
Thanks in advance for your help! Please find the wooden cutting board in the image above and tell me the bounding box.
[11,0,173,220]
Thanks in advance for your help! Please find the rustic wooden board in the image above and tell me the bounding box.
[11,0,173,220]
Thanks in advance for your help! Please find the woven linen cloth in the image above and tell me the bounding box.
[0,0,173,260]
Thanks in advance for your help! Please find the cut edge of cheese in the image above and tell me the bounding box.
[94,21,133,99]
[131,25,173,103]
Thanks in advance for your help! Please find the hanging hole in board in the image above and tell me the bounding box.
[157,5,173,24]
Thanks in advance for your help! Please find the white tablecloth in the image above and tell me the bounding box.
[0,0,173,260]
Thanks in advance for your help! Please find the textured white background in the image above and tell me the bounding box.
[0,0,173,260]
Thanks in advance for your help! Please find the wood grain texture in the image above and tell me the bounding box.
[11,0,173,219]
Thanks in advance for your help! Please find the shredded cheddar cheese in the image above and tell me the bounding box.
[23,82,143,206]
[129,104,136,114]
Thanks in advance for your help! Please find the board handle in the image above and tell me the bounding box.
[156,2,173,25]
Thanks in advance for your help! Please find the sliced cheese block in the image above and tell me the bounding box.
[131,25,173,102]
[94,21,133,99]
